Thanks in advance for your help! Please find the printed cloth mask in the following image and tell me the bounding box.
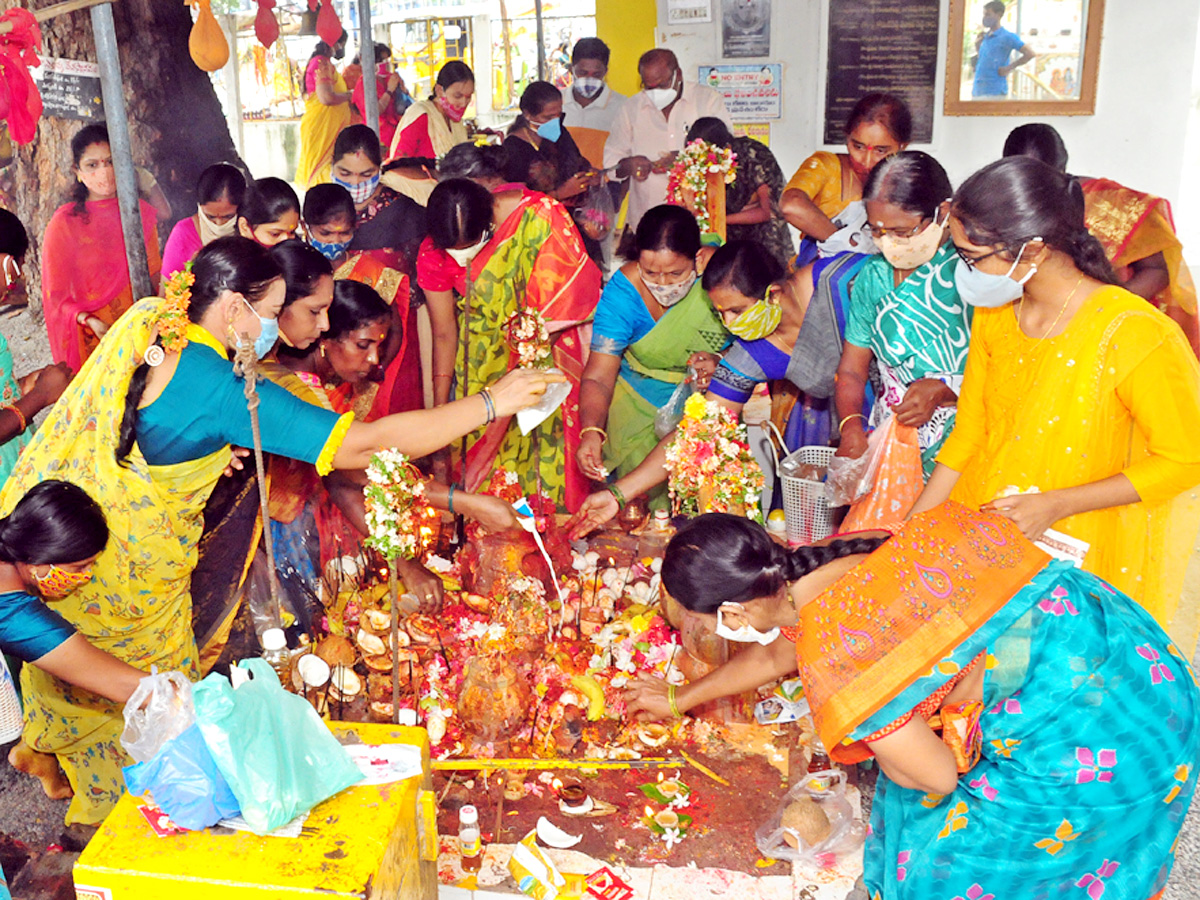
[640,268,695,308]
[33,564,93,600]
[955,240,1038,308]
[715,606,780,645]
[197,206,238,245]
[309,236,352,262]
[574,77,603,99]
[436,94,467,122]
[876,210,947,271]
[728,286,783,340]
[235,297,279,360]
[333,171,380,205]
[536,117,562,143]
[645,72,680,111]
[447,231,491,268]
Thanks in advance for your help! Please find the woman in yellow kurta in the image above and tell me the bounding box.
[911,156,1200,653]
[779,93,910,261]
[297,36,353,189]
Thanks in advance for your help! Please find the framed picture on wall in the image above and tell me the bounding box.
[945,0,1105,116]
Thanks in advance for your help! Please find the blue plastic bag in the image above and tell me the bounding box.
[193,658,363,834]
[123,723,240,831]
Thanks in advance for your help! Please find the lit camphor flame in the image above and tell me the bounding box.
[656,771,664,783]
[643,805,655,820]
[551,777,564,795]
[378,567,389,580]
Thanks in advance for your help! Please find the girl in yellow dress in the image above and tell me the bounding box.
[911,156,1200,653]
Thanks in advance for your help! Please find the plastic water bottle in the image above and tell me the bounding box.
[458,804,482,872]
[261,628,290,687]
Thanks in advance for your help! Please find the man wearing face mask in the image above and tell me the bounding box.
[605,48,731,232]
[560,38,627,171]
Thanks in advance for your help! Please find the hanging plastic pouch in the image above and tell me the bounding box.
[654,366,698,439]
[120,669,195,764]
[573,178,616,244]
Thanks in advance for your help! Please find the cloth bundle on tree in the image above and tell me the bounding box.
[187,0,229,73]
[254,0,279,49]
[0,9,43,145]
[316,0,343,47]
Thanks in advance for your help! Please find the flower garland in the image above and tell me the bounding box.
[363,449,430,560]
[666,139,737,233]
[665,393,763,521]
[505,307,552,368]
[157,263,194,355]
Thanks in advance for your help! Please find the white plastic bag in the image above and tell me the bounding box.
[824,452,871,507]
[826,415,892,507]
[654,366,698,439]
[755,767,864,868]
[120,668,195,764]
[516,367,572,435]
[816,201,878,258]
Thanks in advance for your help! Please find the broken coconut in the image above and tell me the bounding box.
[781,797,831,848]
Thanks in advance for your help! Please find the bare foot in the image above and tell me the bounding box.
[8,741,73,800]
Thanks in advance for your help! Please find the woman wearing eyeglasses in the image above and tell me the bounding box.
[833,151,970,481]
[909,156,1200,650]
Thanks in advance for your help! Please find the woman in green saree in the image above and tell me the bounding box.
[576,205,729,508]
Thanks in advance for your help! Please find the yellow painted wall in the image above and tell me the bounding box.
[596,0,657,97]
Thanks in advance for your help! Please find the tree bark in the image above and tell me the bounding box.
[4,0,242,315]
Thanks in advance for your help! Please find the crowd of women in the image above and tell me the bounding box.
[0,35,1197,900]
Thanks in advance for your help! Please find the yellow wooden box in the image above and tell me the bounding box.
[74,722,438,900]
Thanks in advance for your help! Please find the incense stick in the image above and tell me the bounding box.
[434,757,684,771]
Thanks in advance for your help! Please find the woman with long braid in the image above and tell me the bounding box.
[628,504,1199,899]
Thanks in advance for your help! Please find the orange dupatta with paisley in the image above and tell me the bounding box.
[795,502,1049,764]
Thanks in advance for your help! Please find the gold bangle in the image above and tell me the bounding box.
[580,426,608,444]
[432,373,453,380]
[668,683,684,719]
[838,413,867,431]
[3,404,26,433]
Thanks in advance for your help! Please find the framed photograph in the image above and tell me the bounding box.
[945,0,1105,116]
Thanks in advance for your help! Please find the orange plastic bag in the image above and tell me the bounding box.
[840,417,922,533]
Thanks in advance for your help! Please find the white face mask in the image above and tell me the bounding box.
[197,205,237,245]
[447,231,490,268]
[645,71,680,110]
[715,606,780,645]
[574,76,603,99]
[640,268,696,308]
[955,240,1039,308]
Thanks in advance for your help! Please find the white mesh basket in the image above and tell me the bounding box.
[778,445,836,546]
[0,654,23,743]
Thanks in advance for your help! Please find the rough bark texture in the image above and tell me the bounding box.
[4,0,242,315]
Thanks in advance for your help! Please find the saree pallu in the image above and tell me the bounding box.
[297,61,352,188]
[391,98,468,160]
[41,199,161,371]
[939,286,1200,652]
[334,252,421,416]
[1082,177,1198,317]
[0,300,223,824]
[458,190,602,511]
[797,504,1200,899]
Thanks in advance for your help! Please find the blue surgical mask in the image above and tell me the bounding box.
[240,298,279,360]
[536,117,562,143]
[333,172,381,205]
[954,241,1038,308]
[309,237,352,261]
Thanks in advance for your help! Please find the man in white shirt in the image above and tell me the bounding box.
[604,48,732,231]
[561,37,627,170]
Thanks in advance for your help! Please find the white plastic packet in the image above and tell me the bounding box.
[517,367,572,435]
[120,668,195,763]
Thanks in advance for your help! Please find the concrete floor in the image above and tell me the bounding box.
[1,305,1199,896]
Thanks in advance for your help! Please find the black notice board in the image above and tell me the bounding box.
[35,58,104,122]
[824,0,938,144]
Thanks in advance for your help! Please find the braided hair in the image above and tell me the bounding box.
[661,513,887,614]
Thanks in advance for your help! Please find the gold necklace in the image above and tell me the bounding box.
[1018,275,1085,340]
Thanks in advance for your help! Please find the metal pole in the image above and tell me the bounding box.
[359,0,379,135]
[90,2,152,299]
[223,14,245,158]
[533,0,546,82]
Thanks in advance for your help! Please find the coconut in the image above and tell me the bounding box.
[357,629,388,657]
[363,652,394,673]
[329,664,361,700]
[315,634,357,668]
[362,609,392,634]
[781,797,831,847]
[636,723,670,749]
[427,713,447,744]
[369,701,395,723]
[463,592,493,614]
[405,614,439,644]
[368,674,394,702]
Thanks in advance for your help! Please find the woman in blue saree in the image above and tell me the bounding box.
[625,503,1199,900]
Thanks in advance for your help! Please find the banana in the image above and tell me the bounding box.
[570,674,606,721]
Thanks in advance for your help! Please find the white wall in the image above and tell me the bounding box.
[654,0,1199,206]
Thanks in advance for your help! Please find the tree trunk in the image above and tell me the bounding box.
[4,0,242,316]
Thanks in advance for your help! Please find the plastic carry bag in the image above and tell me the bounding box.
[840,416,923,533]
[573,179,616,244]
[654,366,698,439]
[123,723,240,831]
[824,451,871,507]
[756,767,863,869]
[120,669,195,764]
[192,658,363,834]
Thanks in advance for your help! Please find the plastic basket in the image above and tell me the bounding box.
[0,653,22,743]
[778,445,836,546]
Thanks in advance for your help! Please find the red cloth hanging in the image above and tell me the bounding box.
[316,0,342,48]
[0,9,43,145]
[254,0,279,49]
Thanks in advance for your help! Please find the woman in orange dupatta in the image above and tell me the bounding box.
[1003,123,1199,355]
[626,504,1199,900]
[419,179,602,511]
[42,124,161,371]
